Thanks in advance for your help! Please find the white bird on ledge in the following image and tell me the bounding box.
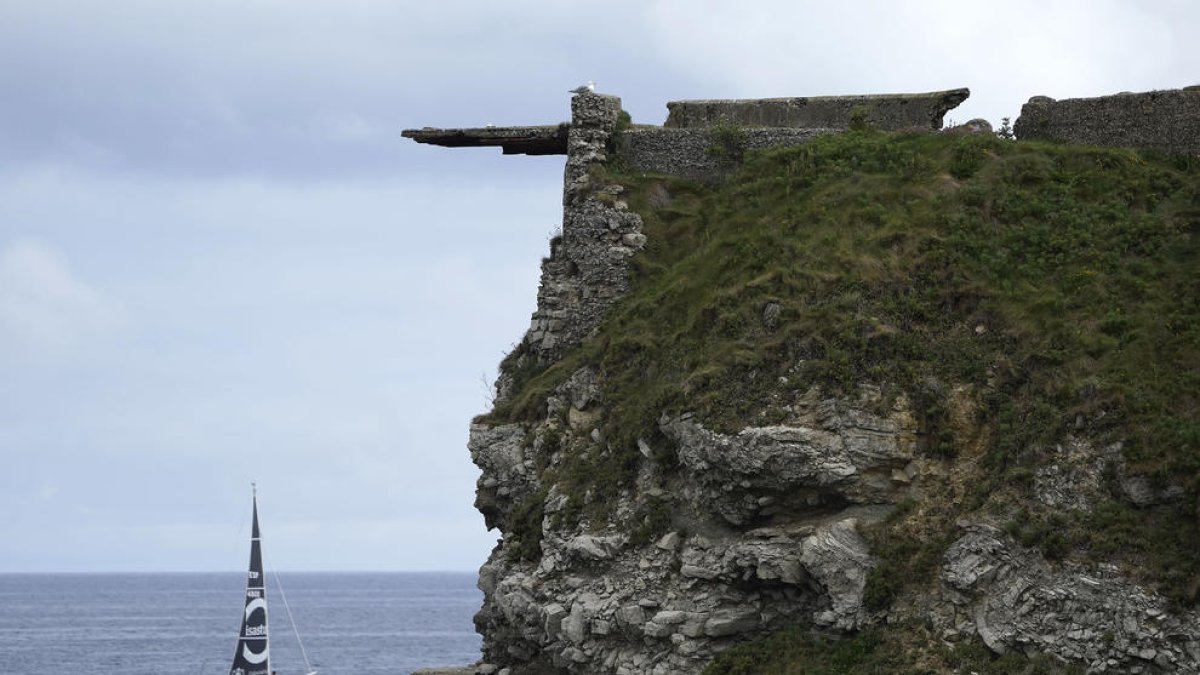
[570,80,596,95]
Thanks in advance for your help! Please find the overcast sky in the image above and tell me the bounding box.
[1,0,1196,573]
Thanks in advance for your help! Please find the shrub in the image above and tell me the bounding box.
[707,122,747,167]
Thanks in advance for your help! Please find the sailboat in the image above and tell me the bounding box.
[229,485,317,675]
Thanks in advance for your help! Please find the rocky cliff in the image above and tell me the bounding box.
[412,87,1200,674]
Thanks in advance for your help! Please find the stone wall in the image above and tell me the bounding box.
[618,127,834,181]
[664,88,969,131]
[1014,87,1200,156]
[519,93,645,366]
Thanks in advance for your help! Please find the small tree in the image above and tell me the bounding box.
[707,121,747,167]
[996,116,1015,140]
[849,105,873,132]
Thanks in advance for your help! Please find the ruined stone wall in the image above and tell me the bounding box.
[520,93,645,366]
[610,88,971,181]
[664,88,970,131]
[618,127,834,181]
[1014,87,1200,156]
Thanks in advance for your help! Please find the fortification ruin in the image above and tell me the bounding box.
[404,85,1199,174]
[402,84,1198,365]
[406,88,973,362]
[403,87,972,181]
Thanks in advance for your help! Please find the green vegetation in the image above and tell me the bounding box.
[996,116,1015,140]
[615,109,633,133]
[506,487,548,562]
[862,501,955,612]
[492,128,1200,612]
[608,109,635,162]
[848,105,873,132]
[707,122,748,167]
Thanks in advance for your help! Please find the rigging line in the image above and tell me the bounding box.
[270,565,318,675]
[258,492,317,675]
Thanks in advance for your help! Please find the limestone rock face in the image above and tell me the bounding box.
[662,397,916,526]
[939,524,1200,673]
[469,423,539,531]
[468,373,914,674]
[472,367,1200,675]
[469,360,1199,675]
[800,520,874,630]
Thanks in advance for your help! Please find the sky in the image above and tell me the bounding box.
[1,0,1196,573]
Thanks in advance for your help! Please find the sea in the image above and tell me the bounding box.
[0,572,482,675]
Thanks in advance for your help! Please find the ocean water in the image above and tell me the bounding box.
[0,572,482,675]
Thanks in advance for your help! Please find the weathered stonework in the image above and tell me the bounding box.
[619,126,835,181]
[521,93,645,364]
[664,88,970,131]
[1014,87,1200,156]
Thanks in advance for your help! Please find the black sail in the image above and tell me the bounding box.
[230,492,270,675]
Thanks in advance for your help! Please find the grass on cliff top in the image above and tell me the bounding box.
[490,128,1200,602]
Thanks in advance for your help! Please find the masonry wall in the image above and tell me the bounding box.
[1014,87,1200,156]
[664,88,970,131]
[515,93,646,370]
[618,127,834,180]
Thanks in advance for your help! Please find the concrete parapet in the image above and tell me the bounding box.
[1014,87,1200,156]
[620,127,835,180]
[663,88,969,131]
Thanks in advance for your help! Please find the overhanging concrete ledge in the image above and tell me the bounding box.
[401,124,570,155]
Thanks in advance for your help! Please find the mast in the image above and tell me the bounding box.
[230,484,270,675]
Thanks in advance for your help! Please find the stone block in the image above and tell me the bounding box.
[704,607,760,637]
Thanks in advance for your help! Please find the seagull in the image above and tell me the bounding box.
[570,80,595,95]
